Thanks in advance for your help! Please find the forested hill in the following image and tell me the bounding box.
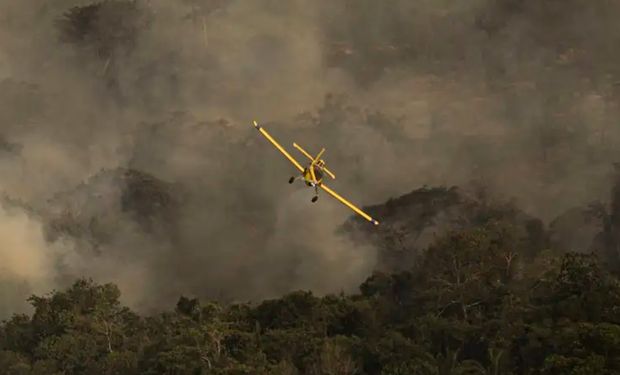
[346,165,620,277]
[343,185,546,273]
[2,177,620,374]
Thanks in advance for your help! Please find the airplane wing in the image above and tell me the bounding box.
[293,142,315,162]
[253,121,304,173]
[319,183,379,225]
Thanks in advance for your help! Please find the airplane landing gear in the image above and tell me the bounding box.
[288,177,295,184]
[311,196,318,203]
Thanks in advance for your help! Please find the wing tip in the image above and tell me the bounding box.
[252,120,260,129]
[372,219,379,225]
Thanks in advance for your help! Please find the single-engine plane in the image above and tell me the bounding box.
[252,120,379,225]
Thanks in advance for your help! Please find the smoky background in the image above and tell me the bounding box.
[0,0,618,316]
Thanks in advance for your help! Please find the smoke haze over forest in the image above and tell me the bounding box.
[0,0,620,317]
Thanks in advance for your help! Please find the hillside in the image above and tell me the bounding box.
[344,185,546,273]
[2,194,620,373]
[2,174,620,373]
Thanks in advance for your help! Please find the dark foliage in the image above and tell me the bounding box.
[56,0,151,61]
[3,220,620,374]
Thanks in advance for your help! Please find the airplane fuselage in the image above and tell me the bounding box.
[303,164,324,186]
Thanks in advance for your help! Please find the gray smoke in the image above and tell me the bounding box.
[0,0,619,315]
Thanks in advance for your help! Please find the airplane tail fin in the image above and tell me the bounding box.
[293,143,336,179]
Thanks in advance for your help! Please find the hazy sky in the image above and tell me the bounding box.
[0,0,619,316]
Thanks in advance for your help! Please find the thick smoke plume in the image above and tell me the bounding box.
[0,0,619,315]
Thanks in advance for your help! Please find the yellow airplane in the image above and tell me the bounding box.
[252,120,379,226]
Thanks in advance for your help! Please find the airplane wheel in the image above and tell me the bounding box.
[288,177,295,184]
[311,196,318,203]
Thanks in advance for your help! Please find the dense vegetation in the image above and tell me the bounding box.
[2,213,620,374]
[7,171,620,374]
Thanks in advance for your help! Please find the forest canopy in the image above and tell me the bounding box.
[2,229,620,374]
